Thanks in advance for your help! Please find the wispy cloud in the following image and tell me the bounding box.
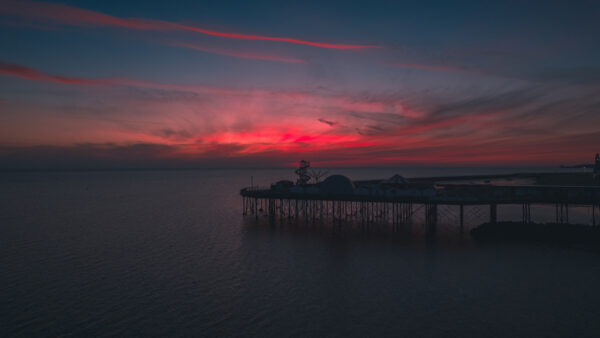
[317,118,335,126]
[173,42,307,64]
[0,61,105,85]
[1,0,378,50]
[3,127,600,169]
[3,60,599,166]
[0,60,247,94]
[388,63,472,73]
[388,61,600,86]
[386,62,505,79]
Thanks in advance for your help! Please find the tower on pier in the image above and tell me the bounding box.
[295,160,311,186]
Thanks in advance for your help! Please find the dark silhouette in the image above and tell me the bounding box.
[295,160,311,186]
[309,168,329,183]
[241,158,600,240]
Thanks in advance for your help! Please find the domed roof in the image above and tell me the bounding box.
[320,175,354,194]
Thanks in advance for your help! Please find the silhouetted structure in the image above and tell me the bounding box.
[309,168,329,183]
[320,175,354,195]
[295,160,311,186]
[241,172,600,234]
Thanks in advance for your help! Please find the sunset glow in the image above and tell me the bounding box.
[0,0,599,168]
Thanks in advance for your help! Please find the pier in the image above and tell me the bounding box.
[240,173,600,233]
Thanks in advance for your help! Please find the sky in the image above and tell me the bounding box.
[0,0,599,168]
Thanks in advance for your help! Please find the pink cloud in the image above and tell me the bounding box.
[3,60,597,166]
[2,0,378,50]
[0,61,105,85]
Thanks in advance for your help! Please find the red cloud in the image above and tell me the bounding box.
[172,24,378,49]
[0,60,238,92]
[2,0,378,50]
[0,61,104,85]
[4,60,597,167]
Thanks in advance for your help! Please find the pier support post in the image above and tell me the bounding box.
[255,198,258,220]
[490,204,497,224]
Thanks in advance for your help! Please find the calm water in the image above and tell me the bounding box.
[1,168,600,337]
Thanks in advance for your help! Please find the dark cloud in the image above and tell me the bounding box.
[0,142,285,169]
[427,87,543,119]
[532,67,600,86]
[343,111,406,125]
[334,87,543,137]
[0,143,173,169]
[0,60,102,85]
[317,118,335,126]
[355,125,386,136]
[120,87,205,103]
[153,128,193,141]
[516,90,600,121]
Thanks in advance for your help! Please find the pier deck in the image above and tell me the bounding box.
[242,184,600,205]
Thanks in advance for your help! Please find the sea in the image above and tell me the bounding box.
[1,167,599,337]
